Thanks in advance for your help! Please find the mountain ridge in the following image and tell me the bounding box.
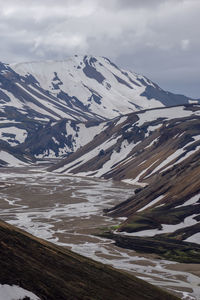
[0,55,199,165]
[49,104,200,253]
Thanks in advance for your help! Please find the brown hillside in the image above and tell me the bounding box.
[0,220,179,300]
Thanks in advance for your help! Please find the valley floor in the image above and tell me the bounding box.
[0,164,199,300]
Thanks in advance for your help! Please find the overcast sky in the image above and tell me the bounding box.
[0,0,199,98]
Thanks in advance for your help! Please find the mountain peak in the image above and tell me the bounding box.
[1,55,199,164]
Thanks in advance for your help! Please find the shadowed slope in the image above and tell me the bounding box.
[0,220,179,300]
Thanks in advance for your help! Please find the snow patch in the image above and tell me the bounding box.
[0,151,26,166]
[185,233,200,244]
[0,284,40,300]
[175,193,200,208]
[0,127,27,145]
[137,195,165,212]
[122,214,199,237]
[136,107,194,127]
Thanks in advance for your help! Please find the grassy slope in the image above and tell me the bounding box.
[99,231,200,263]
[0,220,179,300]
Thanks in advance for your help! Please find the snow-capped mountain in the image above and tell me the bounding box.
[10,55,197,120]
[0,55,199,165]
[0,55,196,124]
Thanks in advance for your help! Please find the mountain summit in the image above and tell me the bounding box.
[5,55,197,121]
[0,55,199,164]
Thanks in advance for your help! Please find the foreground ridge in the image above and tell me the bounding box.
[0,220,179,300]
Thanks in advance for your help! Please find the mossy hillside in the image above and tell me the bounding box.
[99,231,200,263]
[117,204,200,233]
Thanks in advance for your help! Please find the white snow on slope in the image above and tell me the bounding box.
[55,137,117,174]
[29,85,79,120]
[136,106,194,127]
[68,121,108,152]
[0,284,40,300]
[147,135,200,176]
[0,151,26,166]
[10,56,164,120]
[185,233,200,244]
[115,116,128,127]
[16,83,62,120]
[150,149,184,175]
[174,145,200,166]
[137,195,165,212]
[77,140,136,178]
[55,106,195,178]
[145,137,159,149]
[122,168,149,187]
[0,127,27,144]
[145,124,162,137]
[1,89,24,110]
[35,121,108,159]
[175,193,200,208]
[121,214,199,237]
[0,120,20,124]
[122,160,159,187]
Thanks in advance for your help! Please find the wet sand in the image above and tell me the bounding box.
[0,165,199,300]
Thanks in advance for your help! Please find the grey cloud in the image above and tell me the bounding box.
[100,0,183,10]
[0,0,199,97]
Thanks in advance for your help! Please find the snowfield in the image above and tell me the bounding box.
[0,151,26,166]
[0,127,27,145]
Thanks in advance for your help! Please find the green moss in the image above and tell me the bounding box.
[99,231,200,264]
[110,224,121,230]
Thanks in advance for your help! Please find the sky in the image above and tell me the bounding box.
[0,0,199,98]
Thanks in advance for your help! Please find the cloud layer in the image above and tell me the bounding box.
[0,0,199,97]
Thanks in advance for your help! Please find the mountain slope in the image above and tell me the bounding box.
[11,55,198,120]
[50,105,200,178]
[0,56,199,164]
[0,61,96,123]
[0,220,179,300]
[1,55,197,126]
[49,104,200,251]
[107,148,200,237]
[16,119,107,159]
[102,147,200,263]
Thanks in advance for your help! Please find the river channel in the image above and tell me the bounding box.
[0,164,199,300]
